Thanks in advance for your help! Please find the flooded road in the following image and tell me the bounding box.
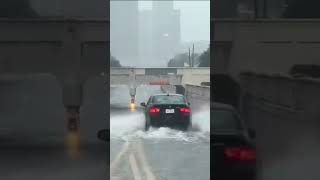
[110,85,210,180]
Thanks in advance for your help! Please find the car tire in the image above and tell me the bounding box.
[145,121,150,131]
[181,123,191,131]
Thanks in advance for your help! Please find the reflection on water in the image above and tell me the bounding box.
[130,103,136,112]
[65,132,81,160]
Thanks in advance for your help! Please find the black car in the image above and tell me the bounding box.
[141,93,192,131]
[211,102,256,180]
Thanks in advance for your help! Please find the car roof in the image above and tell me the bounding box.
[152,93,184,97]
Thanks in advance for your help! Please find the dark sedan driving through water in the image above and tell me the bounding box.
[212,102,257,180]
[141,93,192,131]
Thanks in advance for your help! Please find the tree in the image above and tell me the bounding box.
[283,0,320,18]
[167,53,189,67]
[168,53,200,67]
[198,48,210,67]
[110,55,121,67]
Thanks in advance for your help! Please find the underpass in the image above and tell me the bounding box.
[0,76,108,180]
[110,85,210,180]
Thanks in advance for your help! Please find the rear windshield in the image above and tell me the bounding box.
[212,109,243,131]
[152,95,186,104]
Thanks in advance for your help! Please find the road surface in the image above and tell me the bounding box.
[110,85,210,180]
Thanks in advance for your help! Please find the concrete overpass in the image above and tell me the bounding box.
[213,18,320,78]
[110,67,210,86]
[110,67,210,102]
[0,18,108,131]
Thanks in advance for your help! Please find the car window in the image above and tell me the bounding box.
[212,109,243,131]
[152,95,186,104]
[147,97,152,105]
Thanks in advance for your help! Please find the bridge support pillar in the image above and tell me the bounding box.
[65,105,80,132]
[175,85,185,95]
[61,78,83,132]
[129,87,136,103]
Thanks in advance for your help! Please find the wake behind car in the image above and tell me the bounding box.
[211,102,257,180]
[141,93,191,131]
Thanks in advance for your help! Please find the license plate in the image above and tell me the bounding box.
[165,109,175,113]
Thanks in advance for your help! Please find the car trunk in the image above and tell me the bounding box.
[151,104,190,121]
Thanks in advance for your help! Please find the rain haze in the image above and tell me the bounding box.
[111,0,210,67]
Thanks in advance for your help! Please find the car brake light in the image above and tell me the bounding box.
[224,147,256,161]
[149,107,160,113]
[180,108,191,113]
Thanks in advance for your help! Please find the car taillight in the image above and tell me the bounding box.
[149,107,160,113]
[224,147,256,161]
[180,107,191,113]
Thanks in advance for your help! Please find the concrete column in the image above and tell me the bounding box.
[60,77,84,132]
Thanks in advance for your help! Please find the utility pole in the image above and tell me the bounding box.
[192,43,195,67]
[188,47,191,67]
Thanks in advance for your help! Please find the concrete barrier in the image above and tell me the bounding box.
[161,84,210,111]
[185,84,210,111]
[240,72,320,180]
[160,85,176,94]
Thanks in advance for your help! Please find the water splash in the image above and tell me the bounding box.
[110,110,210,143]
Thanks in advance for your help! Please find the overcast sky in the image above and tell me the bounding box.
[139,1,210,42]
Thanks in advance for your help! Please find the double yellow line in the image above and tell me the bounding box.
[110,139,156,180]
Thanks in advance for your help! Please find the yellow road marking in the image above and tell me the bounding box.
[110,141,130,179]
[129,154,142,180]
[136,140,156,180]
[111,139,156,180]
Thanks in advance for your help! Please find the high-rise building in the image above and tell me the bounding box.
[138,1,180,67]
[151,1,181,66]
[110,1,180,67]
[139,10,153,66]
[110,1,139,66]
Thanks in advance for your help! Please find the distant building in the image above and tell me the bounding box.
[138,1,180,67]
[110,1,180,67]
[110,1,139,66]
[151,1,181,66]
[139,10,153,66]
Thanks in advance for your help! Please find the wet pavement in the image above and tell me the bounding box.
[110,85,210,180]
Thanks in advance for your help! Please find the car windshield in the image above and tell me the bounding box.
[152,95,186,104]
[212,109,243,131]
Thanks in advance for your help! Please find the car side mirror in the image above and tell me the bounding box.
[140,102,146,107]
[97,129,109,142]
[248,129,256,139]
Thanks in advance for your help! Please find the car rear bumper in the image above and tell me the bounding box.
[150,117,191,127]
[213,163,256,180]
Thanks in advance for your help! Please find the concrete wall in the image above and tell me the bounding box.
[160,85,176,94]
[213,19,320,80]
[0,19,108,79]
[185,84,210,111]
[0,75,107,142]
[240,73,320,180]
[161,84,210,111]
[0,0,108,18]
[180,68,210,86]
[110,67,209,86]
